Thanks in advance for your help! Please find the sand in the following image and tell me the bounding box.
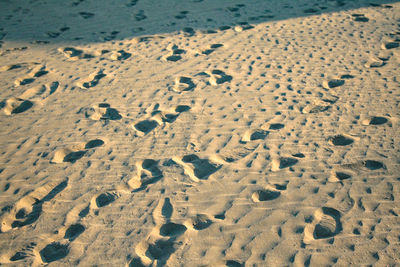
[0,0,399,266]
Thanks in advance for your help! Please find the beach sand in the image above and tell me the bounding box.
[0,0,399,266]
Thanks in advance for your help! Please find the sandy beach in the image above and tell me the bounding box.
[0,0,400,266]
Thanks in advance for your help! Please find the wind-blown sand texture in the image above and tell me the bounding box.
[0,0,400,266]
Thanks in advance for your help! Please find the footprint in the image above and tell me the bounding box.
[134,10,146,21]
[322,78,344,89]
[208,69,232,86]
[2,97,33,115]
[381,41,399,50]
[76,69,106,89]
[0,180,67,232]
[329,170,353,182]
[181,27,195,37]
[0,63,23,72]
[135,238,180,266]
[271,157,298,171]
[79,11,94,19]
[362,160,386,170]
[58,47,94,60]
[364,57,384,68]
[233,22,254,32]
[361,116,389,126]
[329,134,354,146]
[378,50,392,61]
[109,50,131,60]
[80,103,122,121]
[292,153,305,158]
[172,76,196,92]
[2,82,59,115]
[209,134,257,164]
[251,188,281,202]
[301,101,330,114]
[199,43,223,55]
[85,139,104,149]
[133,105,190,136]
[153,198,173,224]
[184,214,213,230]
[304,207,342,243]
[159,223,187,237]
[341,160,386,172]
[241,129,269,142]
[162,44,185,62]
[19,82,59,101]
[14,65,48,86]
[126,0,138,7]
[172,154,221,182]
[352,14,369,22]
[127,159,163,190]
[214,260,244,267]
[51,139,104,163]
[7,242,36,262]
[63,223,85,241]
[133,119,159,136]
[134,198,187,266]
[268,123,284,130]
[39,242,69,263]
[90,191,120,209]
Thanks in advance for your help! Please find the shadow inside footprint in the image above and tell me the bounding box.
[166,55,182,62]
[250,130,269,141]
[252,189,280,202]
[63,151,86,163]
[175,105,191,113]
[182,27,195,36]
[114,50,131,60]
[335,172,352,180]
[64,223,85,241]
[325,79,344,88]
[292,153,305,158]
[62,47,82,57]
[225,260,244,267]
[39,242,69,263]
[363,160,385,170]
[382,42,399,49]
[12,100,33,114]
[269,123,284,130]
[134,120,159,134]
[96,192,117,208]
[85,139,104,149]
[352,14,369,22]
[159,223,187,237]
[159,112,179,123]
[278,157,298,169]
[162,198,173,219]
[190,214,213,230]
[369,116,388,125]
[330,135,354,146]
